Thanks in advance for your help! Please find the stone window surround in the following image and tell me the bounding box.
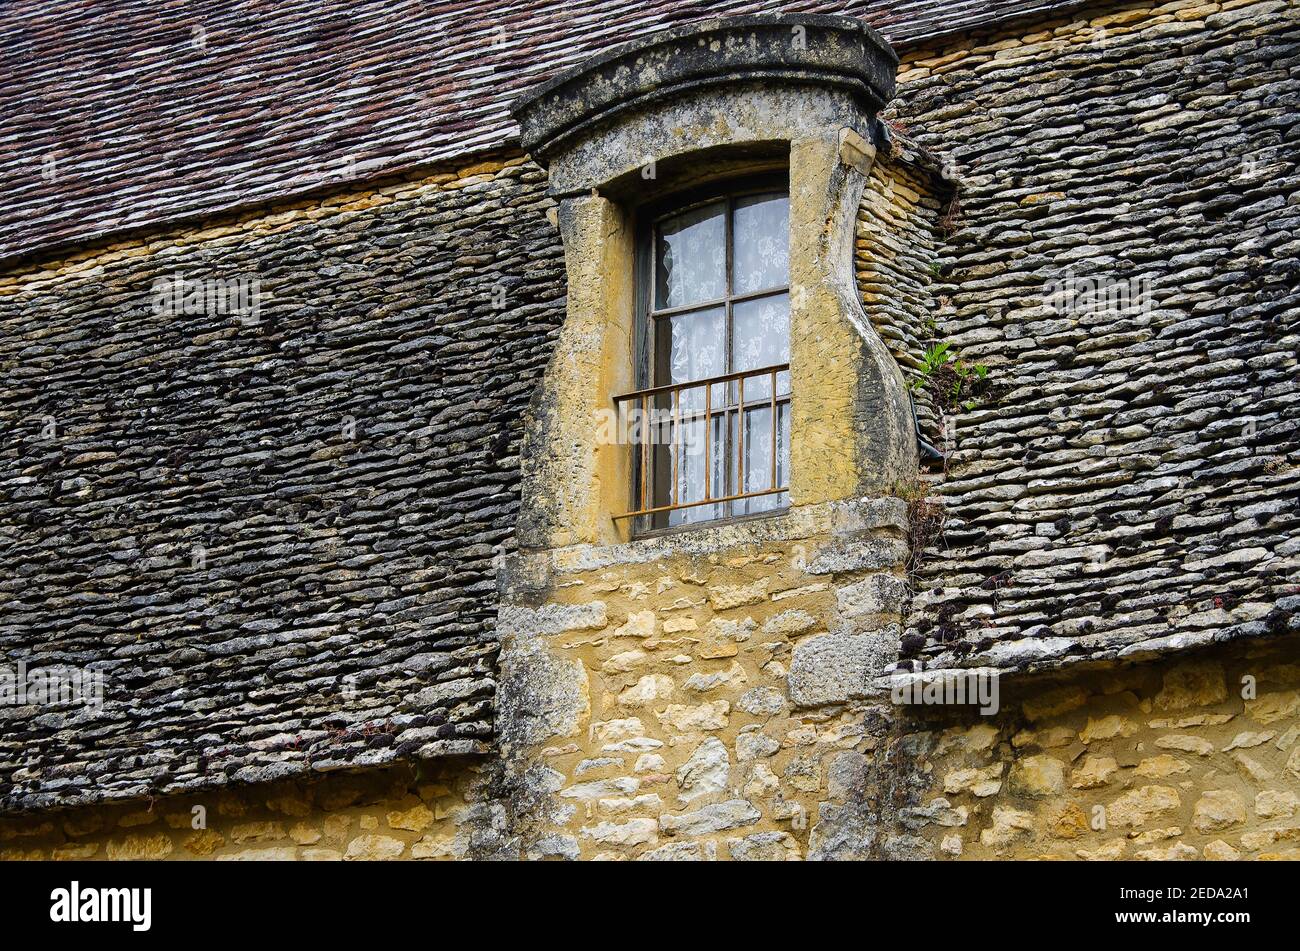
[511,14,918,551]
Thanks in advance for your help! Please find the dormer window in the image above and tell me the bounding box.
[509,15,913,552]
[617,184,791,532]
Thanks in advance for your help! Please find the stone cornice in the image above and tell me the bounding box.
[511,15,898,160]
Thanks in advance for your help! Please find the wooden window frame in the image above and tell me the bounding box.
[624,176,791,535]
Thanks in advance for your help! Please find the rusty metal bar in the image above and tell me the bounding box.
[613,362,788,403]
[737,374,745,499]
[671,387,680,508]
[770,368,777,490]
[704,382,712,502]
[612,486,788,520]
[616,363,789,523]
[640,393,649,514]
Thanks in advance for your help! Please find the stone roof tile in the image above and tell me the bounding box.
[0,0,1086,265]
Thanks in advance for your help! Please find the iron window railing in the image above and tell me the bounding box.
[613,361,789,522]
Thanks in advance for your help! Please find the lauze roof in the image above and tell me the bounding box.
[0,0,1082,266]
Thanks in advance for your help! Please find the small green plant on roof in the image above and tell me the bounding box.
[909,341,989,411]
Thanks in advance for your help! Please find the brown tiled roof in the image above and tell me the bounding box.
[0,0,1086,265]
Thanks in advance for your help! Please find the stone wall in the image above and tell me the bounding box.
[0,759,483,861]
[888,639,1300,861]
[489,498,910,860]
[5,636,1297,860]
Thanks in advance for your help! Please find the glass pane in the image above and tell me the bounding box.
[657,306,725,412]
[666,412,726,527]
[733,402,789,517]
[743,405,774,494]
[656,202,725,309]
[732,292,790,400]
[732,193,789,295]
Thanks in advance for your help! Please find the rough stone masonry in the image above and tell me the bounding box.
[0,0,1297,861]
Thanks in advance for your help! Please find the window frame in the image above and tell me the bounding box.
[630,174,792,535]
